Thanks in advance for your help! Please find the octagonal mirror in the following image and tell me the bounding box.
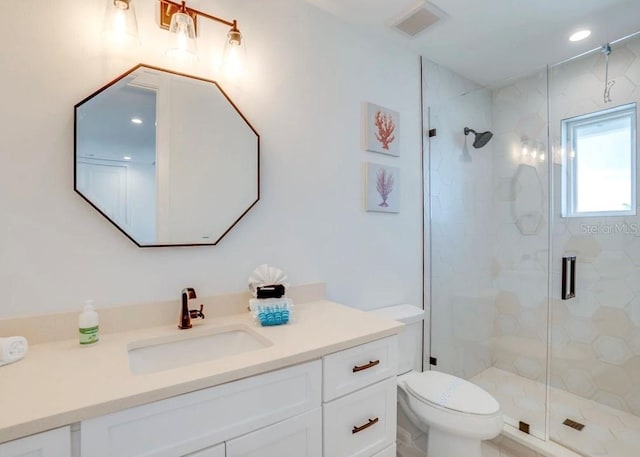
[74,64,259,247]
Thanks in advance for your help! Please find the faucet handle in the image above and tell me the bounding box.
[189,304,205,320]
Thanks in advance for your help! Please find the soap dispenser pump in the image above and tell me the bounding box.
[79,300,99,345]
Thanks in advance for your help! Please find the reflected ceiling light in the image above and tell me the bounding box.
[123,156,132,161]
[103,0,139,44]
[569,30,591,42]
[159,0,246,76]
[131,117,143,124]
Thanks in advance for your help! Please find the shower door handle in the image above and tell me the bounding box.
[562,256,576,300]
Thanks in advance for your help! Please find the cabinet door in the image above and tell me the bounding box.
[0,427,70,457]
[82,360,321,457]
[226,408,322,457]
[184,443,225,457]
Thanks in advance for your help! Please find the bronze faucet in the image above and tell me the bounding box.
[179,287,205,329]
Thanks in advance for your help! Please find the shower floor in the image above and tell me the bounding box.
[471,367,640,457]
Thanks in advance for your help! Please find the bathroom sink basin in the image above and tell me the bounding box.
[127,325,272,375]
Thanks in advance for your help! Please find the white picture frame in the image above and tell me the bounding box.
[365,162,400,213]
[363,102,400,157]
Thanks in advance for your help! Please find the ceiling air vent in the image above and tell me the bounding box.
[391,2,447,38]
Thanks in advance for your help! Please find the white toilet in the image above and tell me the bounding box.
[371,305,503,457]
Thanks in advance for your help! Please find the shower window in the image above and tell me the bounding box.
[561,102,637,217]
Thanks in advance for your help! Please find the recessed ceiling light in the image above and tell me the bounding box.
[123,156,132,161]
[131,118,143,124]
[569,30,591,42]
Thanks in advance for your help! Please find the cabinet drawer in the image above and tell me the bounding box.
[184,443,225,457]
[323,336,397,401]
[323,377,397,457]
[82,360,321,457]
[371,443,396,457]
[0,426,70,457]
[226,408,322,457]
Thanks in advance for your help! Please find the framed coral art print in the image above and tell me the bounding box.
[364,102,400,156]
[365,162,400,213]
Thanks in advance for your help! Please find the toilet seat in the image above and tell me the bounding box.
[404,371,500,416]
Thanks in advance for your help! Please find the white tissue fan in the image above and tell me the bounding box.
[248,264,289,297]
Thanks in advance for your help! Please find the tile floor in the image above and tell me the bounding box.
[471,367,640,457]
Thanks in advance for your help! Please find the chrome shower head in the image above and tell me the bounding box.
[464,127,493,149]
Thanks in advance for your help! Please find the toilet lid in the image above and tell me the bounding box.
[405,371,500,415]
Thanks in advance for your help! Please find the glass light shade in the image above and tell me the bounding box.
[221,31,247,81]
[166,12,198,62]
[103,0,139,45]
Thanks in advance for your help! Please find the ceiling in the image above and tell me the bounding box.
[76,78,157,164]
[304,0,640,87]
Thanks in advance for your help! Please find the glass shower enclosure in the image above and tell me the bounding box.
[426,31,640,456]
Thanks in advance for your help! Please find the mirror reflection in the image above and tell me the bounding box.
[74,64,259,246]
[512,164,544,235]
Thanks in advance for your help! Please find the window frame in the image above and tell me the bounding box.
[561,102,637,218]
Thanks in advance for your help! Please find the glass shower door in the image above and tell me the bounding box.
[548,32,640,455]
[425,58,550,440]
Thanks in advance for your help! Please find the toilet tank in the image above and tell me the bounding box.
[370,304,425,375]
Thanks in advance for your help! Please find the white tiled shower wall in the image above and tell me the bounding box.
[490,68,550,388]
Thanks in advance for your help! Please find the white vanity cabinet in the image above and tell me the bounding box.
[0,426,71,457]
[77,336,398,457]
[322,336,398,457]
[81,360,321,457]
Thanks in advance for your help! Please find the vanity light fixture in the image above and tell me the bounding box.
[131,117,143,124]
[164,1,198,61]
[103,0,139,44]
[159,0,246,77]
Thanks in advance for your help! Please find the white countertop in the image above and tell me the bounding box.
[0,300,402,444]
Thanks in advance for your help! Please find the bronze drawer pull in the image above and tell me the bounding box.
[352,360,380,373]
[352,417,379,434]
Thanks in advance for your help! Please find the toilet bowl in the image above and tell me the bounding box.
[398,370,503,457]
[371,305,503,457]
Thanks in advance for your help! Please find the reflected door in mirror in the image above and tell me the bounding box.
[74,64,259,247]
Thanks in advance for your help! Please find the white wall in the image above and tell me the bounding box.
[0,0,422,318]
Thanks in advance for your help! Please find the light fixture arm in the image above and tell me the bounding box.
[159,0,237,30]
